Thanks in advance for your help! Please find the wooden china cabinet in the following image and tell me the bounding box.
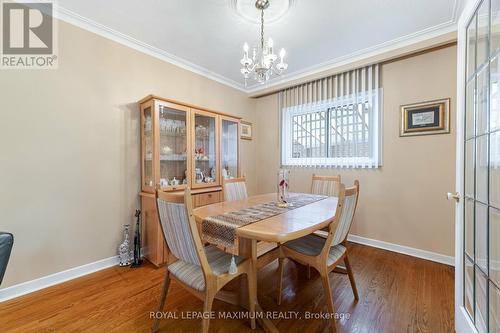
[138,95,240,266]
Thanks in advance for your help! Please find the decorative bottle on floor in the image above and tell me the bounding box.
[118,224,131,266]
[131,210,143,268]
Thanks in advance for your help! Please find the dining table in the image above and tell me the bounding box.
[193,192,339,333]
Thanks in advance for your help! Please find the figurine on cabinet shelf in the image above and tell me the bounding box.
[195,147,205,160]
[195,168,204,183]
[162,146,173,155]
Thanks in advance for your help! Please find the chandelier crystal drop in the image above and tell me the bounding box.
[240,0,288,86]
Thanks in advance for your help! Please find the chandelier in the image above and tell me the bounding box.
[240,0,288,86]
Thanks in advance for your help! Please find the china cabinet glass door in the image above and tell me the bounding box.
[221,117,239,180]
[157,102,190,191]
[141,104,154,191]
[192,110,219,187]
[463,0,500,331]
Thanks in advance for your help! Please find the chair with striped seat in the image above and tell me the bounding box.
[276,181,360,333]
[311,174,341,197]
[152,188,256,333]
[223,177,248,202]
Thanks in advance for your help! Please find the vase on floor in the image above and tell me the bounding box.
[118,224,131,267]
[277,169,290,207]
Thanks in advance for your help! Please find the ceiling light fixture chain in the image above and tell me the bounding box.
[260,9,264,50]
[240,0,288,86]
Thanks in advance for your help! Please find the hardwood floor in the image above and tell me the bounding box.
[0,243,454,333]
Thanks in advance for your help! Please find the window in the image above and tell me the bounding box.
[291,110,327,158]
[281,90,381,168]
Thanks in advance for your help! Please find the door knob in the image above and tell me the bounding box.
[447,192,460,202]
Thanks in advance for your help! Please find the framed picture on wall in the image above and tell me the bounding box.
[400,98,450,137]
[241,121,253,140]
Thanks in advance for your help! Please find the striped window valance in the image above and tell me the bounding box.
[279,65,382,168]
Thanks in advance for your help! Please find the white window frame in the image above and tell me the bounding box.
[281,89,382,168]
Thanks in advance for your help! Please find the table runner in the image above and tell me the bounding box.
[202,194,327,249]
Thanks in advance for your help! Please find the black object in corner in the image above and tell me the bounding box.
[131,210,143,268]
[0,232,13,286]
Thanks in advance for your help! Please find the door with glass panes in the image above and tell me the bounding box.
[457,0,500,331]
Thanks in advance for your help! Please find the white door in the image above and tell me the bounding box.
[455,0,500,332]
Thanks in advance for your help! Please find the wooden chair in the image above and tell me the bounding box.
[277,181,360,333]
[311,174,341,197]
[152,188,256,333]
[223,177,248,202]
[307,174,342,277]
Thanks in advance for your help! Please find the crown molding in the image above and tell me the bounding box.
[49,1,461,95]
[53,5,247,93]
[452,0,465,23]
[246,20,458,95]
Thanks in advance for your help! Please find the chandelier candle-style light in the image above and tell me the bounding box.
[240,0,288,85]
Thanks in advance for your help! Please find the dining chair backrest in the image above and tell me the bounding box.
[331,180,360,246]
[223,177,248,202]
[156,189,211,271]
[311,174,341,197]
[319,182,346,258]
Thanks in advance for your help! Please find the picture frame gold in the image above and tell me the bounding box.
[240,121,252,140]
[400,98,450,137]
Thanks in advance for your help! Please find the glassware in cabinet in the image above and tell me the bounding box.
[221,117,239,180]
[158,103,190,191]
[141,104,154,192]
[192,110,219,187]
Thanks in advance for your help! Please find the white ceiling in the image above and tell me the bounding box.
[56,0,462,93]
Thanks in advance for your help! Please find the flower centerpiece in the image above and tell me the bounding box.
[277,169,291,208]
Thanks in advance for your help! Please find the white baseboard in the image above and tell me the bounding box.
[347,234,455,266]
[0,256,119,303]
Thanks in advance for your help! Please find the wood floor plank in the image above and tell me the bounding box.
[0,243,454,333]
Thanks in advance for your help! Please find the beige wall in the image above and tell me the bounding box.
[0,21,256,288]
[255,45,457,256]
